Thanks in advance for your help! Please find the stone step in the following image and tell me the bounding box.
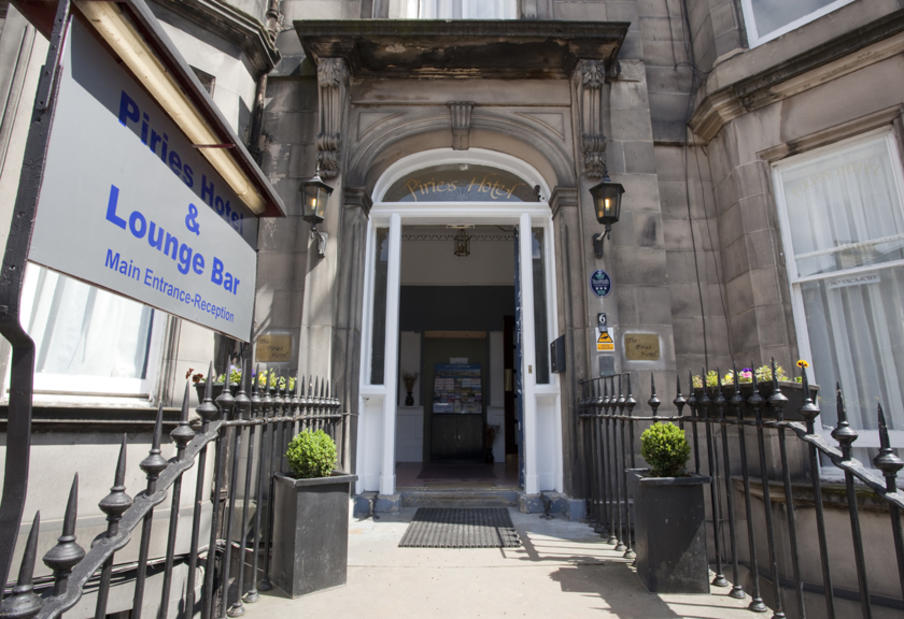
[400,489,520,508]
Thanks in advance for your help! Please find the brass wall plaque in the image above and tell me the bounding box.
[625,333,660,361]
[256,334,292,363]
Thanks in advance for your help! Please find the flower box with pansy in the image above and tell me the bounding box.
[690,361,817,421]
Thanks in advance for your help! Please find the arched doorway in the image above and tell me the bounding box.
[355,149,563,499]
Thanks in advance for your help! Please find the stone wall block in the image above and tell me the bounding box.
[623,141,658,174]
[613,247,668,285]
[609,108,654,141]
[645,65,693,94]
[736,161,769,200]
[610,80,649,111]
[633,211,663,248]
[721,236,750,282]
[634,285,673,324]
[754,303,791,348]
[738,194,772,234]
[749,267,783,308]
[266,76,318,113]
[258,216,301,251]
[643,40,690,67]
[639,15,685,42]
[664,218,717,252]
[618,173,661,210]
[552,2,607,21]
[725,273,755,317]
[673,316,706,355]
[729,307,759,355]
[717,202,743,247]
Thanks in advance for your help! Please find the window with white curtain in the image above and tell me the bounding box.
[18,263,162,397]
[773,129,904,450]
[392,0,517,19]
[740,0,854,47]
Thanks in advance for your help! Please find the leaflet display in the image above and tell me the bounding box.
[432,364,482,414]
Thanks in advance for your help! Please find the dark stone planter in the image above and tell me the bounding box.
[692,381,818,421]
[629,469,710,593]
[692,382,819,481]
[269,472,356,598]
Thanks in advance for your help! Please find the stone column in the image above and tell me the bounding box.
[549,185,589,498]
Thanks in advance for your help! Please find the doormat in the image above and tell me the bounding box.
[398,507,521,548]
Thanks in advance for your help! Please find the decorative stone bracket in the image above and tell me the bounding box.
[449,101,474,150]
[316,57,349,179]
[575,59,607,179]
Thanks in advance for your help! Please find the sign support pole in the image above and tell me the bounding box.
[0,0,70,587]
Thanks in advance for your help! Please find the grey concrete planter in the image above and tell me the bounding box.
[629,469,710,593]
[269,472,356,597]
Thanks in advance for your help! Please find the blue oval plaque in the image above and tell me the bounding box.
[590,270,612,297]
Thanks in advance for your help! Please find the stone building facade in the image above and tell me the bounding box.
[0,0,902,555]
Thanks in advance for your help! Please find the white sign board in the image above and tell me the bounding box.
[28,16,256,340]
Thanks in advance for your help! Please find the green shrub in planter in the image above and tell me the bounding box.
[640,422,690,477]
[286,429,337,479]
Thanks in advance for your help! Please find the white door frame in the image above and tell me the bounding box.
[356,149,562,497]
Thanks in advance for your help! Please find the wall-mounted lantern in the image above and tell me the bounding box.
[589,180,624,258]
[299,173,333,258]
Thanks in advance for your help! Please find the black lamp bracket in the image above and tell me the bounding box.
[310,224,328,258]
[592,224,612,259]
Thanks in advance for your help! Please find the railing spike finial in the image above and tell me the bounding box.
[171,382,196,456]
[43,475,85,595]
[140,406,168,491]
[831,383,858,460]
[648,373,661,417]
[798,366,820,425]
[0,512,42,618]
[874,403,904,489]
[673,373,686,410]
[98,435,133,536]
[197,362,219,424]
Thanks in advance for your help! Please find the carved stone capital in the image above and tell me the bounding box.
[574,59,608,179]
[316,57,350,179]
[448,101,474,150]
[344,187,374,216]
[549,186,579,219]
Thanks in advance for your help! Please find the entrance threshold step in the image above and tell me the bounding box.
[400,488,520,508]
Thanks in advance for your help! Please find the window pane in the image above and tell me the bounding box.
[401,0,517,18]
[370,228,389,384]
[800,267,904,431]
[25,266,153,379]
[778,137,904,278]
[746,0,851,42]
[532,228,549,384]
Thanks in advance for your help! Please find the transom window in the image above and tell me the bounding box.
[383,164,538,203]
[740,0,855,47]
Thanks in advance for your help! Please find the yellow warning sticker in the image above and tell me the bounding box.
[597,329,615,352]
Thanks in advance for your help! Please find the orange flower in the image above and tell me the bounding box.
[796,359,809,368]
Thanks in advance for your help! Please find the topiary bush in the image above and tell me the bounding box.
[640,422,690,477]
[286,429,337,479]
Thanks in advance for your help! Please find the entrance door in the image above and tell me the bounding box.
[422,334,488,460]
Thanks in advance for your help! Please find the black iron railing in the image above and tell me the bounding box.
[0,359,351,618]
[579,364,904,618]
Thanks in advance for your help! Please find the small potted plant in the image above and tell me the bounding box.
[630,422,710,593]
[269,429,356,597]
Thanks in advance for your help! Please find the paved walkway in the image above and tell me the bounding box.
[245,507,764,618]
